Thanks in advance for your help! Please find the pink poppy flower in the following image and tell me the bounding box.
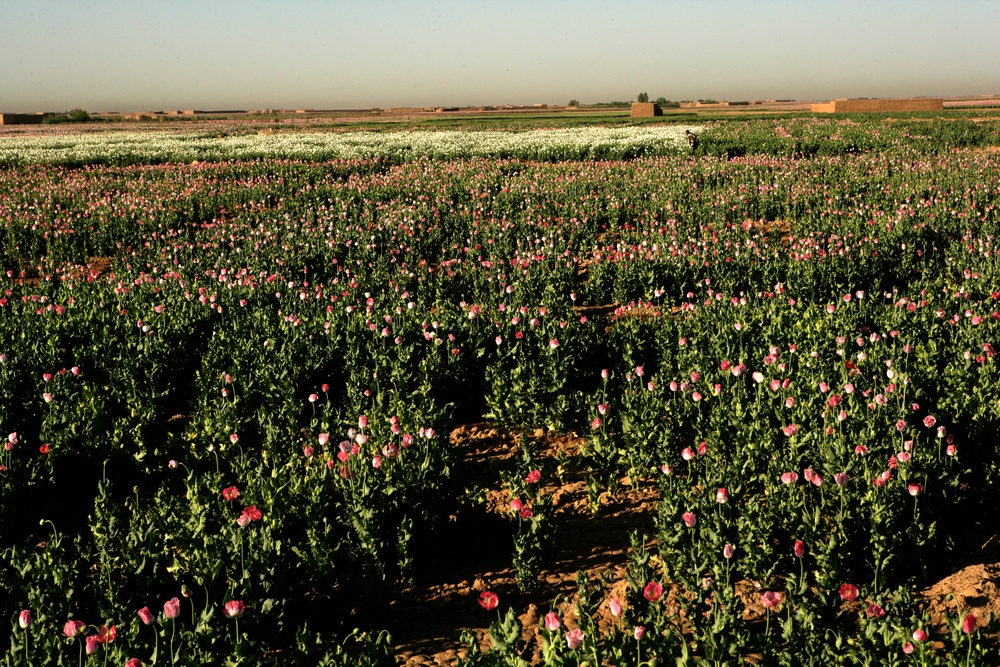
[866,603,885,619]
[643,581,663,602]
[164,597,181,619]
[137,606,154,625]
[241,505,262,521]
[96,625,116,644]
[761,591,783,608]
[544,612,561,631]
[18,610,32,629]
[223,600,246,618]
[564,628,585,650]
[682,512,697,527]
[63,619,85,638]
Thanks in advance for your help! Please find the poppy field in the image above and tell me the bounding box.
[2,115,1000,666]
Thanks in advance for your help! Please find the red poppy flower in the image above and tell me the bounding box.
[478,591,499,610]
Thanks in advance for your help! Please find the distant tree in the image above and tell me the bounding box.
[568,99,580,107]
[656,97,681,109]
[68,109,91,122]
[637,92,649,103]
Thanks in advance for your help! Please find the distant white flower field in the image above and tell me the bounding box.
[0,125,703,164]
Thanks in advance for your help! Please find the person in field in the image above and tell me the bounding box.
[685,129,699,151]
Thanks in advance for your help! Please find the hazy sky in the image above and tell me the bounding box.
[3,0,998,112]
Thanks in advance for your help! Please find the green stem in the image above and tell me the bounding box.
[170,617,177,664]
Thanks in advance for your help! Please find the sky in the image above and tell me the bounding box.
[2,0,999,112]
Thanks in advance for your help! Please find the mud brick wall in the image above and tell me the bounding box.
[631,103,662,117]
[812,98,944,113]
[0,113,45,125]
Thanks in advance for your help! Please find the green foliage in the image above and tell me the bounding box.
[68,108,91,122]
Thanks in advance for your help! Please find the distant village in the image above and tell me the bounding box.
[2,95,998,125]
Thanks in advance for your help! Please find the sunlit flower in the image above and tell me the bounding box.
[565,628,585,650]
[643,581,663,602]
[164,597,181,619]
[63,619,85,638]
[224,600,246,618]
[478,591,498,610]
[839,583,859,601]
[866,603,886,619]
[761,591,782,608]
